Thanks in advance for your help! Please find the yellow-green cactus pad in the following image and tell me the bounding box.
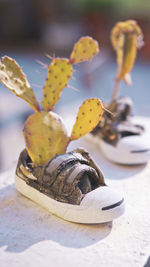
[0,56,40,111]
[120,34,137,84]
[23,111,69,165]
[71,98,104,140]
[42,58,72,111]
[70,36,99,64]
[111,20,143,83]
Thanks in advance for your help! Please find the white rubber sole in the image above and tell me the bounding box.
[15,175,125,224]
[86,132,150,165]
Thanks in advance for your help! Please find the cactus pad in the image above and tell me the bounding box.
[0,56,39,111]
[42,58,72,111]
[70,36,99,64]
[71,98,104,140]
[23,111,69,165]
[120,34,137,84]
[111,20,143,83]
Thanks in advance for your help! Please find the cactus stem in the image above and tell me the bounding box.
[112,78,120,100]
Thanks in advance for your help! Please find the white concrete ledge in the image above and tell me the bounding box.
[0,117,150,267]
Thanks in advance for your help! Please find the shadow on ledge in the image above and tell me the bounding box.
[0,184,112,253]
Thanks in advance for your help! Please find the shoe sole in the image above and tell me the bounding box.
[15,175,125,224]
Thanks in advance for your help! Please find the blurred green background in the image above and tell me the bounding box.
[0,0,150,58]
[0,0,150,57]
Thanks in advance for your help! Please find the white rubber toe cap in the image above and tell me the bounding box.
[113,134,150,164]
[118,134,150,153]
[93,133,150,165]
[76,186,125,223]
[64,186,125,224]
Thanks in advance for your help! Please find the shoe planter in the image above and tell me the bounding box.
[86,21,149,165]
[88,96,150,165]
[0,37,125,223]
[16,148,125,224]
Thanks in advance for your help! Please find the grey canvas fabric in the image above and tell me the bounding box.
[16,148,105,205]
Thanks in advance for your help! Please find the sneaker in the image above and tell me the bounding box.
[88,96,150,165]
[15,148,125,223]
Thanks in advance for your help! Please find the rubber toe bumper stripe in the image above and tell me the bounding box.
[102,198,124,211]
[131,149,150,153]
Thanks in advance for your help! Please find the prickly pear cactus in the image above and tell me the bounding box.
[42,58,73,111]
[0,56,40,111]
[120,34,137,82]
[111,20,143,84]
[23,111,69,165]
[71,98,104,140]
[70,36,99,64]
[0,36,102,166]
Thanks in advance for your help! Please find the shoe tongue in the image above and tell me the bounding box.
[108,96,133,121]
[108,97,144,136]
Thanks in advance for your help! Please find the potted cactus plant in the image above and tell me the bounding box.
[0,36,125,223]
[88,20,150,165]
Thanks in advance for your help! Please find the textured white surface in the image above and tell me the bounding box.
[0,117,150,267]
